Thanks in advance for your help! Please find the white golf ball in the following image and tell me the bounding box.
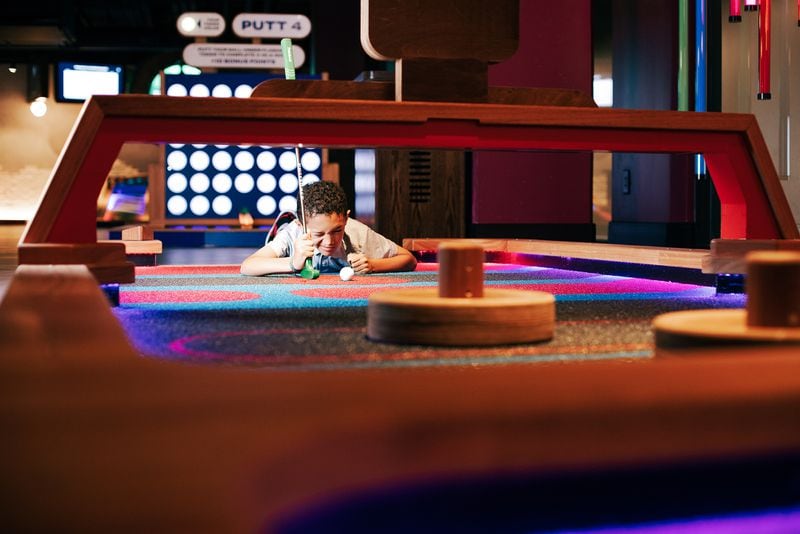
[339,266,354,281]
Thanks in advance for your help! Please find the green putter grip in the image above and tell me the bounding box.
[300,257,319,280]
[281,38,295,80]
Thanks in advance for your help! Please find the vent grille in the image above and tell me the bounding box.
[408,151,432,203]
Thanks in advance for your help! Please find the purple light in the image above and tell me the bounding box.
[547,506,800,534]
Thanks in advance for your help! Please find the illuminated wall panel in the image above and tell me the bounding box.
[164,73,321,222]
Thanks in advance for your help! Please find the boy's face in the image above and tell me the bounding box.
[306,211,348,255]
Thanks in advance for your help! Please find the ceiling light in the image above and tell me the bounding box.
[30,96,47,118]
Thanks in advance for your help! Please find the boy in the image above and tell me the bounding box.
[240,180,417,276]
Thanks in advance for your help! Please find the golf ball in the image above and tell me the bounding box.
[339,266,355,281]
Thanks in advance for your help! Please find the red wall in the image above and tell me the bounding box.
[472,0,594,227]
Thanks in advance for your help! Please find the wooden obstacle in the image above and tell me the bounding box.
[0,264,138,362]
[703,237,800,274]
[368,242,555,345]
[654,250,800,349]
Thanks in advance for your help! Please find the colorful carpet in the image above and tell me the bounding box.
[113,263,746,370]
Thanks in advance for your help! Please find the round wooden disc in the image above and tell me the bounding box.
[653,309,800,349]
[367,288,555,346]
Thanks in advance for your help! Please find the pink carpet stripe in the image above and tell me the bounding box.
[121,290,261,304]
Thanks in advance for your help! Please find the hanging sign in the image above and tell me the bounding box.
[183,43,306,69]
[232,13,311,39]
[176,12,225,37]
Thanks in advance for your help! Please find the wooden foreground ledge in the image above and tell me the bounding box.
[3,265,800,531]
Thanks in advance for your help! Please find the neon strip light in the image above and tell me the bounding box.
[678,0,689,110]
[787,116,792,177]
[745,0,759,11]
[729,0,742,21]
[757,0,771,100]
[695,0,707,176]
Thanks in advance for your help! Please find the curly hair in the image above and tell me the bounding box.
[302,180,348,218]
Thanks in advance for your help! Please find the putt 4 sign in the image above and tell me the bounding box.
[232,13,311,39]
[178,12,310,70]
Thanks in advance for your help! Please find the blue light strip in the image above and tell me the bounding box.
[695,0,708,176]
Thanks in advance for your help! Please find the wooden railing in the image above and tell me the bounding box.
[19,94,798,282]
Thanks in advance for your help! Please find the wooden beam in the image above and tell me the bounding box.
[19,94,797,284]
[17,242,134,284]
[404,238,708,270]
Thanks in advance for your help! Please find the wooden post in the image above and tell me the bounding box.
[437,242,484,298]
[746,251,800,327]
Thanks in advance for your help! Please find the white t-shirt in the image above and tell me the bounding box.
[266,218,399,273]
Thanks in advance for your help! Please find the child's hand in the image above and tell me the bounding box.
[291,233,314,270]
[347,253,373,274]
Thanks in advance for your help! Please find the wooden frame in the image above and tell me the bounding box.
[19,94,798,282]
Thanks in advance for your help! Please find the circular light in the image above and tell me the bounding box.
[189,150,210,171]
[234,151,255,171]
[191,144,207,149]
[166,173,188,193]
[301,174,319,185]
[257,151,277,171]
[354,149,376,172]
[257,173,277,193]
[278,151,297,171]
[212,195,233,215]
[190,195,210,216]
[29,97,47,118]
[279,195,298,213]
[212,173,232,193]
[167,195,188,215]
[212,84,232,98]
[189,83,211,96]
[211,151,232,171]
[234,84,253,98]
[179,16,198,33]
[189,173,210,193]
[257,195,277,216]
[354,172,376,194]
[189,84,210,97]
[279,173,299,193]
[215,144,229,149]
[166,150,188,171]
[168,143,185,149]
[167,84,188,97]
[234,173,255,193]
[301,151,321,171]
